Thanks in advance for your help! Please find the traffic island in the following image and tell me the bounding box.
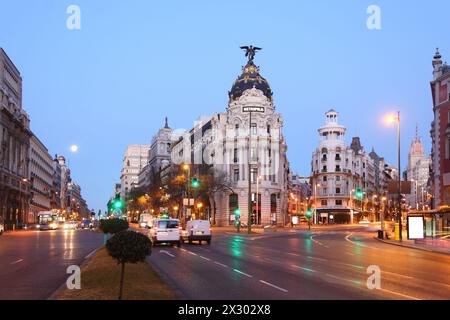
[55,247,177,300]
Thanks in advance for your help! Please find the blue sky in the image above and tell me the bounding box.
[1,0,448,211]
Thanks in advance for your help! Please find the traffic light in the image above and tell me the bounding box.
[355,188,363,199]
[306,209,312,219]
[113,198,123,209]
[162,212,168,219]
[234,208,240,218]
[192,177,200,188]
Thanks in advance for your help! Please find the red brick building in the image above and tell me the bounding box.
[430,48,450,207]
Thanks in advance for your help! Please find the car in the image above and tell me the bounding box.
[181,220,211,245]
[79,219,93,229]
[63,221,78,230]
[149,218,182,247]
[359,218,370,224]
[0,217,4,235]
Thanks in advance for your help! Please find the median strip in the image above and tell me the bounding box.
[55,247,177,300]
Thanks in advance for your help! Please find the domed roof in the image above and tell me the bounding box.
[229,61,272,101]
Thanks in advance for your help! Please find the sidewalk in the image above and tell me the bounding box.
[375,232,450,255]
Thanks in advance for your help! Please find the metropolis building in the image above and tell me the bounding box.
[170,53,289,226]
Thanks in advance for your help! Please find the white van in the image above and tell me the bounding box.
[149,219,181,246]
[182,220,211,245]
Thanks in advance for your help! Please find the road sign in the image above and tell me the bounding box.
[242,106,265,113]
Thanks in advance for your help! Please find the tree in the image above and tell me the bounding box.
[106,230,152,300]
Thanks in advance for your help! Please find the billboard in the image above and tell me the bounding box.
[407,216,424,240]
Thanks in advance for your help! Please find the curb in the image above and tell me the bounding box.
[373,237,450,256]
[46,246,103,300]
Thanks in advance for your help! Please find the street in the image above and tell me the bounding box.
[147,225,450,300]
[0,229,103,300]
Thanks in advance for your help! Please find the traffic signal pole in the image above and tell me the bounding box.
[248,111,252,234]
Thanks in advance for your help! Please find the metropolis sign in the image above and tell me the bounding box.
[243,106,265,113]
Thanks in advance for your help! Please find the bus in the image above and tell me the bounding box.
[37,212,59,230]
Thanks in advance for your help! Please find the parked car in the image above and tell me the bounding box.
[0,217,4,235]
[149,218,181,247]
[181,220,211,245]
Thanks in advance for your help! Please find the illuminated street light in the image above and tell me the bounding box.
[384,111,402,240]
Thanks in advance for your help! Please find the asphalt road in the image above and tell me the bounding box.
[0,229,104,300]
[147,226,450,300]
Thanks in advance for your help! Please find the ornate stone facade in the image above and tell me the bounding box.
[0,48,32,230]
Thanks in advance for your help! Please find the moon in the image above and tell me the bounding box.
[70,145,79,153]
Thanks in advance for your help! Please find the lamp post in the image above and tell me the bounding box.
[385,111,402,241]
[182,164,191,224]
[256,175,262,225]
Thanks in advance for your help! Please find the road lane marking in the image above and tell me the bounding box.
[306,256,328,262]
[382,271,414,279]
[291,265,316,273]
[187,251,197,256]
[180,248,187,252]
[287,252,300,257]
[10,259,24,265]
[378,288,421,300]
[159,250,175,258]
[200,256,211,261]
[325,274,361,286]
[341,263,364,270]
[310,235,330,248]
[214,261,229,268]
[345,252,355,256]
[233,269,253,278]
[259,280,288,293]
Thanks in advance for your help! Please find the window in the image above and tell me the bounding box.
[336,176,341,181]
[322,166,327,173]
[322,154,327,161]
[336,154,341,161]
[336,165,341,172]
[336,200,343,206]
[336,187,341,194]
[251,123,257,135]
[251,147,257,161]
[322,188,327,195]
[234,169,239,181]
[235,123,239,136]
[323,176,327,182]
[267,124,271,134]
[321,200,328,206]
[233,148,238,163]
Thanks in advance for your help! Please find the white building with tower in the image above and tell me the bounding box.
[311,110,377,224]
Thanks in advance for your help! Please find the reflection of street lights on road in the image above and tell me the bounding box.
[385,111,402,240]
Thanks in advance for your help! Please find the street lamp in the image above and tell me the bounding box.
[255,175,262,225]
[385,111,402,241]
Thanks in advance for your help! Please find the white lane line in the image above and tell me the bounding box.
[287,252,300,257]
[345,252,356,256]
[214,261,229,268]
[200,256,211,261]
[291,265,317,273]
[378,288,421,300]
[187,251,197,256]
[259,280,288,293]
[10,259,24,265]
[233,269,253,278]
[382,271,414,280]
[310,235,330,248]
[325,273,360,285]
[306,256,328,262]
[180,248,187,252]
[159,250,175,258]
[341,263,364,270]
